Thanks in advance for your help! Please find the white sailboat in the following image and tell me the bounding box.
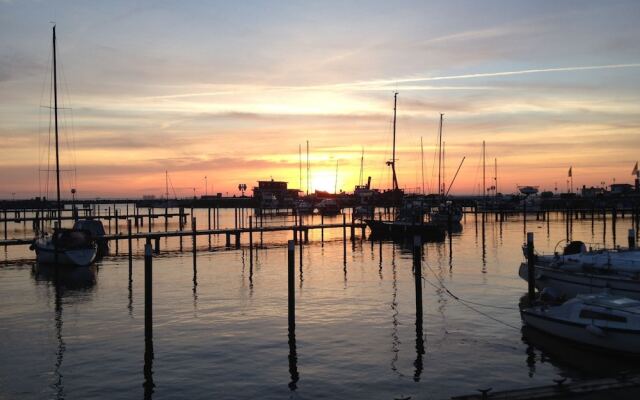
[31,26,97,267]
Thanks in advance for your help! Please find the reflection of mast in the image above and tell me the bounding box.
[386,93,399,191]
[53,280,66,399]
[482,140,486,207]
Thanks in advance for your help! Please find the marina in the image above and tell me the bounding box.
[2,2,640,399]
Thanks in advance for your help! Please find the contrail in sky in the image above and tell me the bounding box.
[348,63,640,88]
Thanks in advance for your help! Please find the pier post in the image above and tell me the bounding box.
[249,216,253,258]
[342,214,347,264]
[208,207,212,248]
[108,207,112,233]
[144,243,153,341]
[148,208,152,233]
[288,240,295,331]
[127,219,133,276]
[154,237,160,254]
[192,217,197,268]
[235,232,241,249]
[413,234,424,380]
[164,207,168,231]
[629,229,636,249]
[3,209,6,240]
[350,211,355,240]
[527,232,535,302]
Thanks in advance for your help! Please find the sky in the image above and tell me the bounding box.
[1,0,639,199]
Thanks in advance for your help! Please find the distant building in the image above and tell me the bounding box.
[610,183,634,195]
[142,195,156,200]
[581,185,605,198]
[253,179,299,208]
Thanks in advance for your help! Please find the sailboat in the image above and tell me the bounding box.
[365,94,444,240]
[429,114,463,224]
[30,26,98,267]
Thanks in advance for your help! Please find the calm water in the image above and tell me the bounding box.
[1,209,638,399]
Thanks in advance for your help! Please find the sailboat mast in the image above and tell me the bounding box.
[421,136,425,195]
[391,92,399,191]
[437,113,443,199]
[334,159,339,194]
[53,26,62,229]
[359,147,364,187]
[482,140,486,206]
[299,144,302,191]
[165,170,169,200]
[306,140,309,196]
[494,158,498,198]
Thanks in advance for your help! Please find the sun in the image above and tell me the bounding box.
[311,170,337,193]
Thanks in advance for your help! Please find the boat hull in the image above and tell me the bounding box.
[365,220,445,241]
[519,263,640,299]
[521,310,640,354]
[33,239,97,267]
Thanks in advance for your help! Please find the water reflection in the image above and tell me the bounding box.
[31,263,97,400]
[521,326,639,379]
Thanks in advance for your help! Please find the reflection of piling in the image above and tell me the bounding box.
[144,243,153,341]
[249,216,254,267]
[527,232,535,302]
[412,235,424,382]
[287,239,299,390]
[192,217,197,268]
[342,214,347,264]
[288,240,295,330]
[630,229,636,249]
[127,220,133,277]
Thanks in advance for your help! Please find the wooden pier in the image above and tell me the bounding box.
[451,375,640,399]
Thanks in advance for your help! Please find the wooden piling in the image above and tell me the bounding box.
[288,240,295,331]
[192,217,197,267]
[144,243,153,341]
[527,232,535,302]
[148,208,152,233]
[127,219,133,276]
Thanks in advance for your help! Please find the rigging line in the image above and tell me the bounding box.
[422,261,519,310]
[421,276,520,330]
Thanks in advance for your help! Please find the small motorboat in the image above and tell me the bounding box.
[293,200,314,215]
[521,292,640,354]
[520,240,640,299]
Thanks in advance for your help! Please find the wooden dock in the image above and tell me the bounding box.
[451,376,640,400]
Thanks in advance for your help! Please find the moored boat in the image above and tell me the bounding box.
[521,293,640,354]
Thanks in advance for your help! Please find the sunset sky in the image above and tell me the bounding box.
[1,0,639,199]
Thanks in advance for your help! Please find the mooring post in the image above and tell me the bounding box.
[343,214,347,263]
[350,211,355,240]
[148,208,152,233]
[127,219,133,276]
[164,207,168,231]
[288,240,295,331]
[249,216,253,256]
[107,207,112,234]
[413,235,423,310]
[226,232,231,247]
[3,209,7,240]
[154,237,160,254]
[144,243,153,341]
[527,232,535,302]
[235,232,241,249]
[192,217,197,267]
[629,229,636,249]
